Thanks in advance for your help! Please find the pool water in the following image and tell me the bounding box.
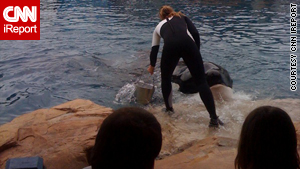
[0,0,299,125]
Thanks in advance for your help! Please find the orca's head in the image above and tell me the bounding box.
[206,70,223,87]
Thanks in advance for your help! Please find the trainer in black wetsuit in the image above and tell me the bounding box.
[147,5,223,127]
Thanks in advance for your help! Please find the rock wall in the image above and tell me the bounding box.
[0,99,112,169]
[0,99,299,169]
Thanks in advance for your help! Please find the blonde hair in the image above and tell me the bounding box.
[159,5,184,20]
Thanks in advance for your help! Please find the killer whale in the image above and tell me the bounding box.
[172,61,233,94]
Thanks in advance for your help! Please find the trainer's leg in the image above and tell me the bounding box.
[197,83,217,119]
[181,47,217,119]
[160,49,180,111]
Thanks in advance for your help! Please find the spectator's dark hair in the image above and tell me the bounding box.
[90,107,162,169]
[235,106,300,169]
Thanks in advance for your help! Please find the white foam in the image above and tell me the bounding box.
[114,83,136,104]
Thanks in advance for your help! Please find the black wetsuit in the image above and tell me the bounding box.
[149,16,217,119]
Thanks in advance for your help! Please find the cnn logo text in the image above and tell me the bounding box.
[1,0,40,40]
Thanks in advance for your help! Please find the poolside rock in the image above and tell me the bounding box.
[156,136,237,169]
[156,122,300,169]
[0,99,113,169]
[0,99,300,169]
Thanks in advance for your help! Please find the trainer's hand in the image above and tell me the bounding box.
[147,65,154,75]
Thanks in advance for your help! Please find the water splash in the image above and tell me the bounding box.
[114,83,136,104]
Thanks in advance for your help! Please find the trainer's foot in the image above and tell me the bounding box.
[162,107,175,115]
[209,117,224,128]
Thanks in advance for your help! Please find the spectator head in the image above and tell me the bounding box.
[90,107,162,169]
[235,106,300,169]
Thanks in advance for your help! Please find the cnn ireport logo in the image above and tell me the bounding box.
[0,0,40,40]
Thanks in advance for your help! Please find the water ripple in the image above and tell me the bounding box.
[0,0,299,125]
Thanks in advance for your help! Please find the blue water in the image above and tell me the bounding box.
[0,0,299,125]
